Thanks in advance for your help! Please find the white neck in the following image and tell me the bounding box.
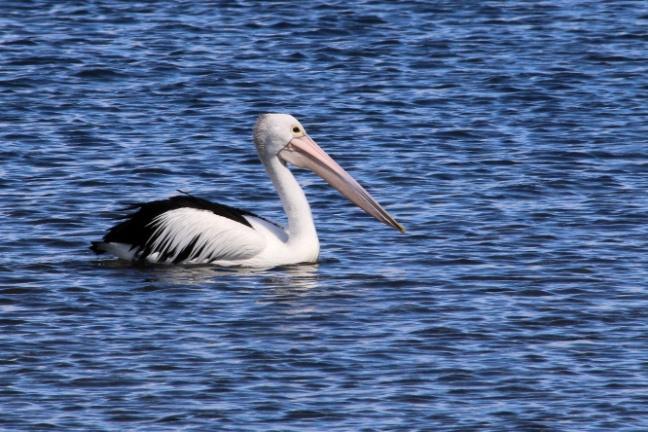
[264,156,319,250]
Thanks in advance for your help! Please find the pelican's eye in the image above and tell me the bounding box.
[291,125,305,137]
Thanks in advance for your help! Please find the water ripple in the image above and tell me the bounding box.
[1,1,646,431]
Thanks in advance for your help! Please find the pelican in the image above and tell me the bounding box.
[91,114,404,267]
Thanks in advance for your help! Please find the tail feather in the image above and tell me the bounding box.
[90,241,107,254]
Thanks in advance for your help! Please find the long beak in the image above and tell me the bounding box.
[279,135,405,233]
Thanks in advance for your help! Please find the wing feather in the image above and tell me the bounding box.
[92,195,271,264]
[144,208,265,263]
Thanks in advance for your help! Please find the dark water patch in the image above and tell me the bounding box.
[7,56,84,66]
[75,68,127,80]
[0,77,37,88]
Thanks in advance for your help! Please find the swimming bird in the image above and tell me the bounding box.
[91,113,404,267]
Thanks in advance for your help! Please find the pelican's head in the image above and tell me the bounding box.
[254,113,305,160]
[253,113,405,233]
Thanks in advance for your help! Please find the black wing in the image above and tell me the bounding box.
[90,194,265,261]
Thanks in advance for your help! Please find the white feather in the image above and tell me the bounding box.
[146,208,266,263]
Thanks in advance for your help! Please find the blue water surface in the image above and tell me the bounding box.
[1,1,647,431]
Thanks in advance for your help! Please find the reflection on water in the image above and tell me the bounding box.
[262,264,321,293]
[97,260,321,291]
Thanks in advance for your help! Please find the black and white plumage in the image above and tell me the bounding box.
[91,114,404,267]
[91,195,273,264]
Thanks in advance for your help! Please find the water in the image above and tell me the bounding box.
[1,1,646,430]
